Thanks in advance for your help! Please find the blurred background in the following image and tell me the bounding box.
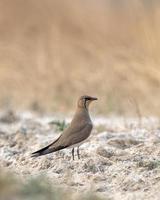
[0,0,160,116]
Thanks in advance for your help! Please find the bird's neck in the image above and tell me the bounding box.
[71,107,91,124]
[76,107,89,115]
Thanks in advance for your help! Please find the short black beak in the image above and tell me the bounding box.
[91,97,98,101]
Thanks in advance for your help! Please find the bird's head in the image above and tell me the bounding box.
[77,95,98,110]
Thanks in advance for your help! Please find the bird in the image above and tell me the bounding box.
[31,95,98,160]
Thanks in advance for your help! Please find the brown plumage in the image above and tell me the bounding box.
[31,95,97,159]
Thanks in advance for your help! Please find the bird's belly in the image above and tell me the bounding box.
[68,140,86,149]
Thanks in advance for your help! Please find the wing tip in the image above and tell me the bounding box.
[31,152,39,157]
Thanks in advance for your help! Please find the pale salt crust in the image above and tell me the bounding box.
[0,111,160,200]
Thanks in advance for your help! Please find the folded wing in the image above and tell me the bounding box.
[31,123,92,157]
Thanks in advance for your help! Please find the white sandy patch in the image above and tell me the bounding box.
[0,111,160,200]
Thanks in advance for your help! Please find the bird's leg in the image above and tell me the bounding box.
[77,146,80,159]
[72,148,75,160]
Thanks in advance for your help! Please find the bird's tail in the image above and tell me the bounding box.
[31,136,62,157]
[31,144,55,157]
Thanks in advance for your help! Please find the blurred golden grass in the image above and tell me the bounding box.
[0,0,160,115]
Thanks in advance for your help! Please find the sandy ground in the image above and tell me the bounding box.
[0,111,160,200]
